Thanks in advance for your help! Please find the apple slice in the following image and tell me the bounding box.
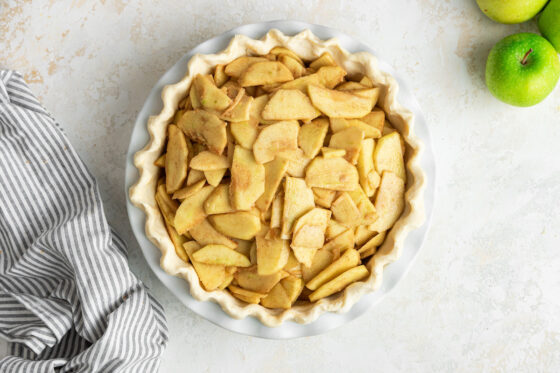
[291,208,331,266]
[368,171,405,233]
[230,146,265,210]
[230,292,263,304]
[269,46,303,64]
[234,267,287,293]
[178,109,227,155]
[293,208,331,238]
[330,117,381,138]
[361,230,386,250]
[280,73,321,93]
[189,84,201,109]
[329,117,348,133]
[256,228,290,275]
[298,118,329,158]
[347,188,378,225]
[308,265,369,301]
[337,82,367,91]
[172,179,205,201]
[359,246,376,259]
[323,228,355,253]
[248,94,269,123]
[213,64,228,87]
[360,109,385,133]
[163,219,189,263]
[309,52,337,69]
[220,91,253,122]
[373,132,406,180]
[221,80,242,100]
[347,119,380,138]
[239,61,294,87]
[281,177,315,239]
[218,272,235,290]
[329,126,364,164]
[252,121,299,163]
[357,138,376,197]
[189,219,237,249]
[155,184,178,227]
[320,147,346,159]
[174,185,215,234]
[228,285,266,304]
[290,246,317,269]
[204,169,226,187]
[317,66,347,89]
[270,192,283,229]
[281,148,312,178]
[331,192,361,227]
[305,157,359,191]
[165,124,189,193]
[354,225,376,246]
[283,250,302,278]
[230,119,258,149]
[278,54,305,78]
[351,87,380,104]
[260,276,304,309]
[256,157,289,213]
[306,248,360,290]
[192,244,251,267]
[326,219,348,241]
[224,56,268,78]
[302,249,334,282]
[368,170,381,191]
[186,169,205,186]
[209,211,261,240]
[193,74,232,111]
[189,151,229,171]
[312,187,337,208]
[261,89,321,120]
[308,84,377,118]
[358,231,386,258]
[204,184,234,215]
[183,241,226,291]
[290,208,331,266]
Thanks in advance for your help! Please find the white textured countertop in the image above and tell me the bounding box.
[1,1,559,372]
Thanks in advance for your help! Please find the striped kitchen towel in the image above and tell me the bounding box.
[0,70,168,372]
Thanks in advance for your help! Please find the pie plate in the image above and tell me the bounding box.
[125,20,436,339]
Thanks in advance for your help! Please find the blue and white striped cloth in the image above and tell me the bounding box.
[0,70,168,372]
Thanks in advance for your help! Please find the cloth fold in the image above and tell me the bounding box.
[0,71,168,372]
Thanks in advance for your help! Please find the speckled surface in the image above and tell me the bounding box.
[1,1,559,372]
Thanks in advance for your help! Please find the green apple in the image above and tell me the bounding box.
[476,0,548,24]
[486,33,560,107]
[538,0,560,52]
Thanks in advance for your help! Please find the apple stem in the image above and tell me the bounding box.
[521,49,533,65]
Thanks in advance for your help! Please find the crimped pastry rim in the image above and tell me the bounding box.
[129,29,426,327]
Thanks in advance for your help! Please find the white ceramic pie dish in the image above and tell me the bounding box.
[125,20,436,339]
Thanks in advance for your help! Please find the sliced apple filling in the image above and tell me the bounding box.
[154,48,406,309]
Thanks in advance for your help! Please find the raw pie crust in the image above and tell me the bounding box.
[130,29,426,327]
